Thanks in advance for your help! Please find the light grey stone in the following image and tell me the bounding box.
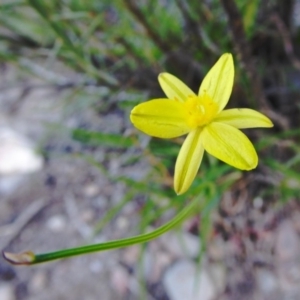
[0,284,15,300]
[163,259,220,300]
[0,128,43,175]
[256,269,278,294]
[160,231,200,258]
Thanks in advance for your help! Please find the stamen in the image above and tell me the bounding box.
[184,94,218,128]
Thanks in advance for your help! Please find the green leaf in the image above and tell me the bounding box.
[236,0,260,38]
[72,128,134,148]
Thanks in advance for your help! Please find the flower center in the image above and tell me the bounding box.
[183,94,219,128]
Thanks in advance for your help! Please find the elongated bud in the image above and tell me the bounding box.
[3,251,35,265]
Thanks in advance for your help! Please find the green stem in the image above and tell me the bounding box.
[3,197,199,265]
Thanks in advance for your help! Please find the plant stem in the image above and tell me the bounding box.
[3,196,199,265]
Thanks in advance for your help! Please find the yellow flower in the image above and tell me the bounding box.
[130,53,273,195]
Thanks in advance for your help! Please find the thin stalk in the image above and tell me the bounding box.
[3,196,199,265]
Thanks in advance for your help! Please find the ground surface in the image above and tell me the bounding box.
[1,64,300,300]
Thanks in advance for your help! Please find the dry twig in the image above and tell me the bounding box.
[270,12,300,70]
[0,198,47,249]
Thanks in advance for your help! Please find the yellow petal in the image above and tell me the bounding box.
[199,53,234,112]
[202,122,258,170]
[130,99,191,138]
[174,128,204,195]
[214,108,273,128]
[158,73,196,102]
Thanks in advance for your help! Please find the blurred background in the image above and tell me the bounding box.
[0,0,300,299]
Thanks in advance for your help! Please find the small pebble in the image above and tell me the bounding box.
[160,231,200,258]
[110,265,129,296]
[253,197,264,209]
[163,259,217,300]
[0,128,43,175]
[46,215,67,232]
[83,184,99,197]
[29,271,48,293]
[0,284,15,300]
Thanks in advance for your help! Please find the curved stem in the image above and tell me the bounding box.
[3,197,199,265]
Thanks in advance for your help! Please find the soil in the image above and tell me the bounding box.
[1,63,300,300]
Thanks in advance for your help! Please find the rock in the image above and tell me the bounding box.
[83,184,100,198]
[89,260,104,274]
[160,231,200,258]
[115,216,129,232]
[122,246,153,278]
[0,284,15,300]
[276,220,300,296]
[0,174,25,196]
[256,269,278,295]
[46,215,67,232]
[208,236,226,261]
[122,245,140,266]
[0,128,43,175]
[110,265,130,296]
[80,209,95,223]
[163,259,222,300]
[253,197,264,209]
[292,0,300,28]
[149,250,173,282]
[29,271,48,293]
[276,220,300,261]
